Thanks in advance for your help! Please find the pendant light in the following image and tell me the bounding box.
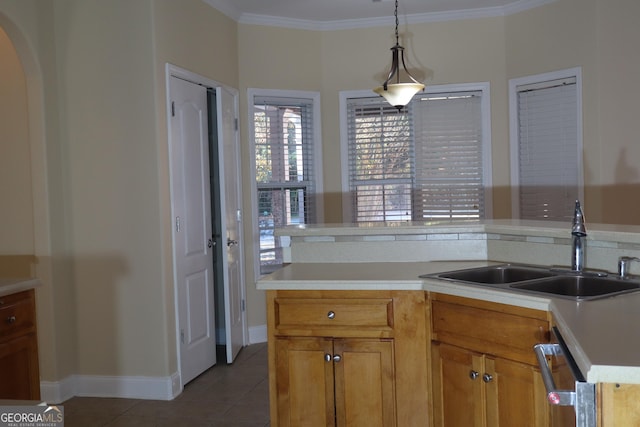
[373,0,425,110]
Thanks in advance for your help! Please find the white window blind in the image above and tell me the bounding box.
[347,98,414,221]
[345,89,486,222]
[516,77,579,220]
[413,91,484,219]
[254,96,316,274]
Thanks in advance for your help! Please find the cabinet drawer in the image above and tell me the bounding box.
[275,298,394,331]
[0,291,36,338]
[431,296,549,365]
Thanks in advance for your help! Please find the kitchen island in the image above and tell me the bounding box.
[258,220,640,426]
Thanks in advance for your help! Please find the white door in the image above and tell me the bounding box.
[169,76,216,385]
[217,86,246,363]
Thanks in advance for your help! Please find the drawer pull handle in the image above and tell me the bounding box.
[324,353,332,362]
[333,354,342,363]
[483,373,493,383]
[327,311,336,319]
[469,370,479,380]
[6,316,16,324]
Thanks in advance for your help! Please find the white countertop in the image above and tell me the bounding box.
[258,261,640,384]
[0,277,41,297]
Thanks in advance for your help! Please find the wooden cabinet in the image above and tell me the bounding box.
[267,290,429,427]
[599,383,640,426]
[275,336,395,426]
[0,289,40,400]
[430,293,550,427]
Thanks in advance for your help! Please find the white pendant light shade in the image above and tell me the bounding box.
[373,82,425,109]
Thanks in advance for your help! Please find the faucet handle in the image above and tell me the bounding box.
[571,200,587,236]
[618,256,640,279]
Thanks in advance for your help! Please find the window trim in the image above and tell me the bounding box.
[508,67,584,219]
[339,82,493,222]
[247,88,323,280]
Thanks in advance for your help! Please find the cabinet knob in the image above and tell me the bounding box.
[469,370,479,380]
[483,373,493,383]
[6,316,16,325]
[327,311,336,319]
[324,353,342,363]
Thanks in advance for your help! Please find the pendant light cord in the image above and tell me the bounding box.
[394,0,399,46]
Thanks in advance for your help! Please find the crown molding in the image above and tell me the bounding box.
[204,0,557,31]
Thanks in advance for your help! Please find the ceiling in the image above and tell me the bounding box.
[204,0,555,30]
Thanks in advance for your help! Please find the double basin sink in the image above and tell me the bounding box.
[425,264,640,301]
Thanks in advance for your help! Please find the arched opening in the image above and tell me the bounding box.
[0,12,60,400]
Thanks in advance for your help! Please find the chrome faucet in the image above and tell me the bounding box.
[571,200,586,272]
[618,256,640,279]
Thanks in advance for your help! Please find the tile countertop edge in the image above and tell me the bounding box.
[275,220,640,243]
[0,278,42,297]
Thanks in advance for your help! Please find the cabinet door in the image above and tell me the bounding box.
[0,333,40,400]
[334,339,396,427]
[275,337,335,427]
[431,342,484,427]
[485,356,549,427]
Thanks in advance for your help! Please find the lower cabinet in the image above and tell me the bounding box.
[267,290,429,427]
[430,293,551,427]
[275,337,395,427]
[431,342,549,427]
[0,289,40,400]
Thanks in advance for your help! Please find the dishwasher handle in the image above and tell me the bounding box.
[534,343,577,406]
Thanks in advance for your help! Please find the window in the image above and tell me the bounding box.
[340,83,492,222]
[249,90,322,275]
[509,68,583,220]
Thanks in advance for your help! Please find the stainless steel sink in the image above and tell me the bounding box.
[425,263,640,301]
[510,275,640,300]
[434,264,556,284]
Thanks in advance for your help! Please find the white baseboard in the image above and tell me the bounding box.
[248,324,267,344]
[40,376,77,404]
[40,372,181,404]
[39,328,270,404]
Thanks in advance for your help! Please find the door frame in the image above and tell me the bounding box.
[165,63,247,389]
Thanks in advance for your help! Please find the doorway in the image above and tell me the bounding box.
[166,64,247,389]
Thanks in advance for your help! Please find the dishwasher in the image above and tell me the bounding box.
[534,327,596,427]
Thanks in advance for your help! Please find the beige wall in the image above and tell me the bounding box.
[319,18,509,220]
[238,25,323,328]
[0,0,242,386]
[239,0,640,226]
[0,0,79,386]
[0,26,33,254]
[152,0,240,371]
[504,0,640,224]
[1,0,639,389]
[595,0,640,223]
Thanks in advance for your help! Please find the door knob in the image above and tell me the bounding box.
[483,373,493,383]
[469,370,479,380]
[227,239,238,247]
[207,238,214,248]
[327,311,336,319]
[333,354,342,363]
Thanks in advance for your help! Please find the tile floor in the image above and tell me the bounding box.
[61,343,270,427]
